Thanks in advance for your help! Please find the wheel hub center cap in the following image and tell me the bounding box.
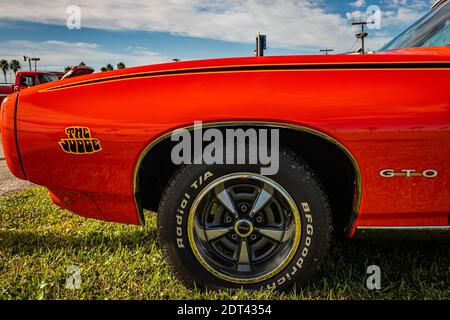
[234,219,254,238]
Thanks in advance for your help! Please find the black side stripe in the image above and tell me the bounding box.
[44,62,450,91]
[13,92,27,179]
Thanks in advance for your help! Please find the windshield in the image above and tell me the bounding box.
[39,73,59,84]
[380,1,450,51]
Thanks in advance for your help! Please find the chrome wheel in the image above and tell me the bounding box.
[188,173,301,284]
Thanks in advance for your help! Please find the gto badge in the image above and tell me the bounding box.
[59,126,102,154]
[379,169,438,178]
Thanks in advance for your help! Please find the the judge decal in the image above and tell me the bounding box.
[59,126,102,154]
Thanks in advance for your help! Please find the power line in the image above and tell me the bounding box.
[347,38,359,53]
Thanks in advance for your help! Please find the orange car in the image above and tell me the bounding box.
[1,1,449,291]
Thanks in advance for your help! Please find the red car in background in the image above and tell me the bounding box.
[1,0,449,291]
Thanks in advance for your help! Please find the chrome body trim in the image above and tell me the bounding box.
[431,0,448,10]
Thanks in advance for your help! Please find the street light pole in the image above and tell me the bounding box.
[23,56,32,71]
[31,58,40,71]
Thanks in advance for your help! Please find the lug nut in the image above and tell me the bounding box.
[256,216,263,223]
[225,216,232,223]
[250,234,257,240]
[240,204,248,212]
[231,234,238,240]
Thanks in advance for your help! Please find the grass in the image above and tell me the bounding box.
[0,187,448,300]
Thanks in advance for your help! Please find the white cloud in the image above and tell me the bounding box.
[0,40,167,71]
[0,0,381,51]
[385,0,433,10]
[0,0,432,56]
[346,0,427,26]
[344,0,433,50]
[382,7,424,27]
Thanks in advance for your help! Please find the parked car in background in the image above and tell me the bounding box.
[60,65,95,80]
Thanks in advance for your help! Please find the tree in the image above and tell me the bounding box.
[100,67,107,72]
[116,62,126,69]
[106,64,114,71]
[10,60,21,73]
[0,59,9,83]
[64,66,72,73]
[79,62,86,66]
[9,60,21,82]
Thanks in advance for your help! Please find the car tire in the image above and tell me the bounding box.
[157,148,332,291]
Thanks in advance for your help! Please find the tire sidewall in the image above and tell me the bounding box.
[159,155,330,291]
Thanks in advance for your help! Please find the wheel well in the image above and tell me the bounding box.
[137,125,357,236]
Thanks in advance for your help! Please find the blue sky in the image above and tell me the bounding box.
[0,0,435,73]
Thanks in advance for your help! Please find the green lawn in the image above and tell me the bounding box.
[0,187,448,300]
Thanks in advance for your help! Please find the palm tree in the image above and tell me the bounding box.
[9,60,21,83]
[64,66,72,73]
[10,60,21,73]
[116,62,125,69]
[0,60,9,83]
[106,64,114,71]
[79,62,86,66]
[100,67,107,72]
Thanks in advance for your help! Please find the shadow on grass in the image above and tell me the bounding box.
[0,227,158,254]
[0,227,448,299]
[1,227,447,274]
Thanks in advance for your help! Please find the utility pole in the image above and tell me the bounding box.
[352,20,374,54]
[256,33,267,57]
[320,49,334,55]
